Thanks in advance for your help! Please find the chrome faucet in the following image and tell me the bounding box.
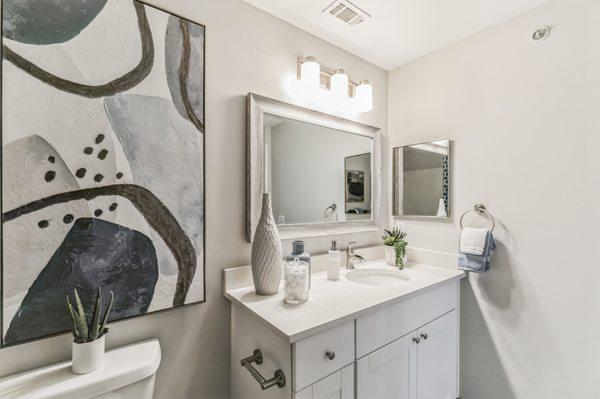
[346,241,365,270]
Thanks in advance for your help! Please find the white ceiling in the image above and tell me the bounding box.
[243,0,552,70]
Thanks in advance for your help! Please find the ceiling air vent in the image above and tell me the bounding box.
[323,0,370,26]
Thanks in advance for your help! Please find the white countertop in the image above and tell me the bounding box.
[224,260,465,343]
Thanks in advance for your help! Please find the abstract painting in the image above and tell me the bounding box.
[1,0,205,346]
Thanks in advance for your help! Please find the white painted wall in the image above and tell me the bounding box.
[388,0,600,398]
[270,119,372,224]
[0,1,388,398]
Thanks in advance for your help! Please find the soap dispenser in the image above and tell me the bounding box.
[326,240,341,281]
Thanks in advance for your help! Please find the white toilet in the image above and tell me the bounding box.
[0,339,161,399]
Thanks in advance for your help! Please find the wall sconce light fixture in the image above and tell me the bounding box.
[300,56,320,90]
[356,79,373,112]
[297,56,373,112]
[331,68,349,99]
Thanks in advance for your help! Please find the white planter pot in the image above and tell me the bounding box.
[385,246,396,266]
[72,335,105,375]
[384,246,408,268]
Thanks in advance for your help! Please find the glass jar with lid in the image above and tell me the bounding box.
[284,257,309,305]
[285,240,311,288]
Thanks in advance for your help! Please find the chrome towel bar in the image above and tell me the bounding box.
[241,349,286,390]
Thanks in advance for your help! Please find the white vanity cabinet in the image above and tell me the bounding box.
[292,321,355,392]
[417,310,458,399]
[294,364,354,399]
[356,329,417,399]
[230,278,460,399]
[356,310,457,399]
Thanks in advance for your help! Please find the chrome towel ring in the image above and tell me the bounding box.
[459,204,495,232]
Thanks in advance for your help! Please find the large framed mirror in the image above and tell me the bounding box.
[393,140,451,219]
[247,93,381,242]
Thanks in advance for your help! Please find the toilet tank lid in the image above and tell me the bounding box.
[0,339,161,399]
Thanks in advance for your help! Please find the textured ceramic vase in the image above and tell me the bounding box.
[251,193,283,295]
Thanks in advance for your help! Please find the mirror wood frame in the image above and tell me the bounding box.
[246,93,382,243]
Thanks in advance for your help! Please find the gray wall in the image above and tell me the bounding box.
[388,0,600,397]
[403,168,442,215]
[0,1,389,398]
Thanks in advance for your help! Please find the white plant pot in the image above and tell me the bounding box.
[385,246,396,266]
[385,245,408,268]
[72,335,105,375]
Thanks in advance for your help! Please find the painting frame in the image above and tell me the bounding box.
[0,0,207,348]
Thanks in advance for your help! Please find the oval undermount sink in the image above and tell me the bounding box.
[345,268,411,286]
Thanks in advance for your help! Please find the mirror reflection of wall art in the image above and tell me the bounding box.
[393,140,450,219]
[346,171,365,202]
[1,0,206,346]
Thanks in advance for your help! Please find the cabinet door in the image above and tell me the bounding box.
[356,332,417,399]
[294,364,354,399]
[356,280,457,358]
[417,310,458,399]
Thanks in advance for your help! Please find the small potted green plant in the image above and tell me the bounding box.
[382,227,408,269]
[67,287,114,374]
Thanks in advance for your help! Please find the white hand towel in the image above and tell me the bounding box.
[460,227,489,256]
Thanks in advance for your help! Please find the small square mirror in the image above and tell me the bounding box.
[393,140,451,218]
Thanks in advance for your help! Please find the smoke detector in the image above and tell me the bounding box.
[323,1,370,26]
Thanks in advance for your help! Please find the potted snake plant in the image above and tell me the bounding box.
[67,287,113,374]
[382,227,408,269]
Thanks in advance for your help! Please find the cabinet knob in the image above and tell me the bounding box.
[412,336,420,344]
[420,333,428,340]
[325,350,336,360]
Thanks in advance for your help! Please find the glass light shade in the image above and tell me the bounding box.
[330,69,349,99]
[300,57,320,90]
[356,80,373,112]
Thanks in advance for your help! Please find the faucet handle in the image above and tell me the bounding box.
[346,241,356,252]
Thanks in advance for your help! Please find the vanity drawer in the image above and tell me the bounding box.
[292,320,355,392]
[356,279,458,358]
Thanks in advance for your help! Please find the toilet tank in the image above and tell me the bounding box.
[0,339,161,399]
